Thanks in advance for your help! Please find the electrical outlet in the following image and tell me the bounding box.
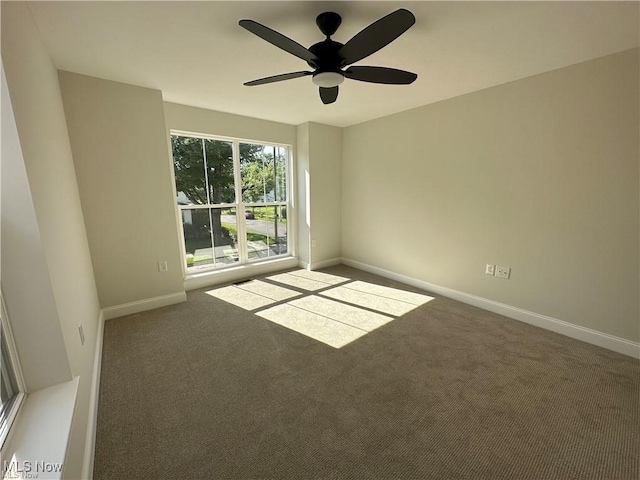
[78,324,85,346]
[311,239,317,248]
[158,261,168,272]
[495,266,511,279]
[485,264,495,275]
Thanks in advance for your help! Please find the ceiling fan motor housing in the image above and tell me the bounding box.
[308,39,346,72]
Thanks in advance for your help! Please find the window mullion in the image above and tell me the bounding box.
[201,139,217,267]
[242,201,288,207]
[201,139,211,205]
[286,147,292,257]
[233,141,248,264]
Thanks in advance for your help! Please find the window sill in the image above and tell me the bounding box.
[1,377,79,480]
[185,256,300,291]
[0,392,25,451]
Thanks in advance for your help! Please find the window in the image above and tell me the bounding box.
[0,292,24,448]
[172,133,291,273]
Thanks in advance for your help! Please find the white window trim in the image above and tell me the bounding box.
[0,290,27,450]
[169,130,296,277]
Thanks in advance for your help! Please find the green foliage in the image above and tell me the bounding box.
[172,136,240,204]
[245,206,287,223]
[242,160,275,203]
[173,136,286,206]
[221,223,284,245]
[241,145,287,203]
[172,136,207,204]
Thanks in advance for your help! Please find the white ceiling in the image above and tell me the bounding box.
[28,1,639,128]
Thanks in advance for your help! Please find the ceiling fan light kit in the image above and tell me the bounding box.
[312,71,345,88]
[239,9,418,104]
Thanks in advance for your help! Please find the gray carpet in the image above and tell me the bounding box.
[93,265,639,479]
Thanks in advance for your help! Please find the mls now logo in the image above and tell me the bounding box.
[3,460,64,478]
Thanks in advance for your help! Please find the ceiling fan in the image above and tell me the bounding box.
[239,9,418,104]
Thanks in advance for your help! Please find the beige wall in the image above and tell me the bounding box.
[164,102,296,146]
[1,3,103,478]
[295,122,342,269]
[342,48,639,342]
[296,123,311,266]
[1,65,72,393]
[59,72,185,308]
[308,123,342,267]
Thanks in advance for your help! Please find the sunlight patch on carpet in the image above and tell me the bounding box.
[257,304,367,348]
[234,280,301,301]
[285,269,349,285]
[206,286,275,310]
[320,283,432,316]
[208,273,433,347]
[266,272,330,291]
[206,281,300,311]
[267,269,350,291]
[344,281,434,305]
[288,296,393,332]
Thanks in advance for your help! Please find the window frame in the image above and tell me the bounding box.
[170,130,294,275]
[0,290,26,450]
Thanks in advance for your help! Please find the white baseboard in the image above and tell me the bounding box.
[310,257,341,270]
[298,260,310,270]
[341,258,640,359]
[81,311,105,479]
[102,292,187,320]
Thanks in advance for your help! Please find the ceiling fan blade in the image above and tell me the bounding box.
[244,71,313,86]
[239,19,317,64]
[338,9,415,65]
[319,86,339,104]
[345,66,417,85]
